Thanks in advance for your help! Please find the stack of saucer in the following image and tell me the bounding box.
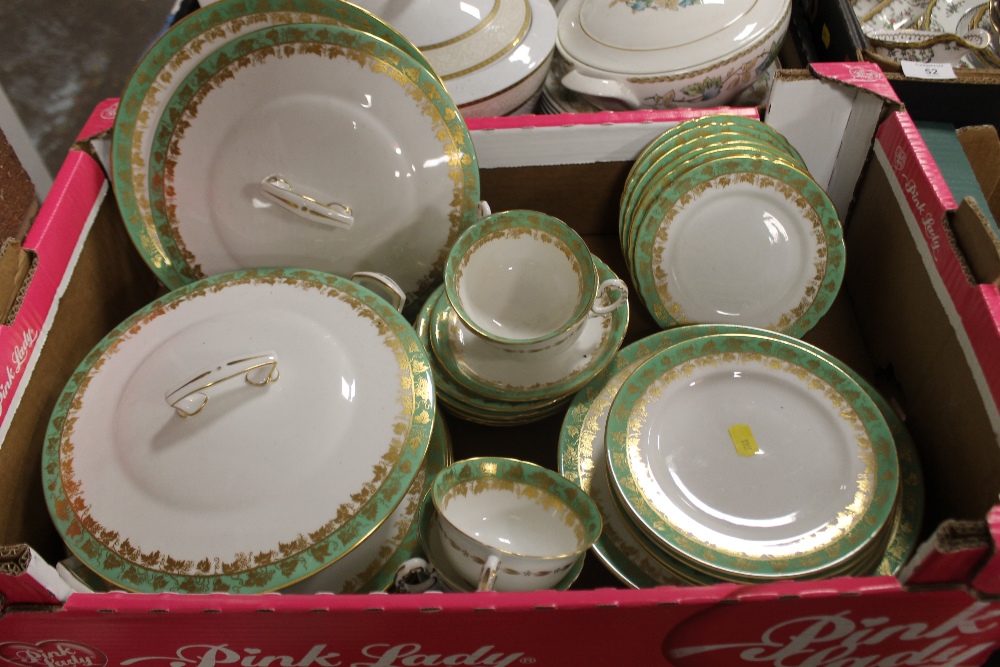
[620,115,845,339]
[558,324,924,587]
[415,209,630,426]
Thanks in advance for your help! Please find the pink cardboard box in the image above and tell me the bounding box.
[3,65,1000,666]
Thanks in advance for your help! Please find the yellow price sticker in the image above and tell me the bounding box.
[728,424,759,457]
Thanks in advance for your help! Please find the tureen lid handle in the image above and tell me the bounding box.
[166,353,279,418]
[560,69,642,110]
[259,175,355,229]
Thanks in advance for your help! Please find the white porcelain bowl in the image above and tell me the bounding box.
[354,0,558,115]
[555,0,790,109]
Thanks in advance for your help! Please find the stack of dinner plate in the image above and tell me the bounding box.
[110,0,481,317]
[620,115,845,339]
[558,324,924,587]
[412,255,629,426]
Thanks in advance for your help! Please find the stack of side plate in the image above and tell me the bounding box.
[413,257,629,427]
[111,0,480,314]
[620,114,844,339]
[558,325,923,587]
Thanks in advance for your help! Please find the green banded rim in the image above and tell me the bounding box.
[42,268,435,593]
[144,22,478,309]
[415,491,587,592]
[624,147,805,264]
[415,284,565,414]
[605,332,899,580]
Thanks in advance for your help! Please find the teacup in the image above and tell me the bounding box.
[444,210,627,353]
[430,457,601,592]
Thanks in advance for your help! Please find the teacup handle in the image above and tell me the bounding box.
[259,175,355,230]
[394,558,441,593]
[591,278,628,315]
[476,555,500,592]
[165,352,279,418]
[351,271,406,313]
[560,69,642,110]
[477,200,492,220]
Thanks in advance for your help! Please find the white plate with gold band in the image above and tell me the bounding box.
[144,22,478,311]
[605,332,899,580]
[111,0,440,290]
[353,0,558,114]
[42,268,435,594]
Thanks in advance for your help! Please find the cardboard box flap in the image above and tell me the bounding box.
[465,108,759,169]
[846,113,1000,531]
[953,197,1000,287]
[899,520,992,586]
[765,65,895,220]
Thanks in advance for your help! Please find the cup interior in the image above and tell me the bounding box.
[438,478,587,557]
[456,227,589,341]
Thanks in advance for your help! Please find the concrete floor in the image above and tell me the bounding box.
[0,0,177,177]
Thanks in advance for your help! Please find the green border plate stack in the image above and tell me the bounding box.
[620,114,844,339]
[558,324,922,587]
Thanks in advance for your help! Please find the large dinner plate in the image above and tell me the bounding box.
[141,23,478,310]
[111,0,440,289]
[605,333,899,580]
[559,324,922,587]
[42,268,435,593]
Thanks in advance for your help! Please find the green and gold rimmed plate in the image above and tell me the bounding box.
[430,256,629,403]
[605,332,899,581]
[42,268,435,594]
[623,147,806,267]
[141,22,478,313]
[111,0,441,289]
[559,323,921,586]
[631,156,844,338]
[414,491,587,592]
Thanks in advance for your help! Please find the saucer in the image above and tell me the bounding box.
[430,256,629,403]
[414,285,572,426]
[415,493,585,592]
